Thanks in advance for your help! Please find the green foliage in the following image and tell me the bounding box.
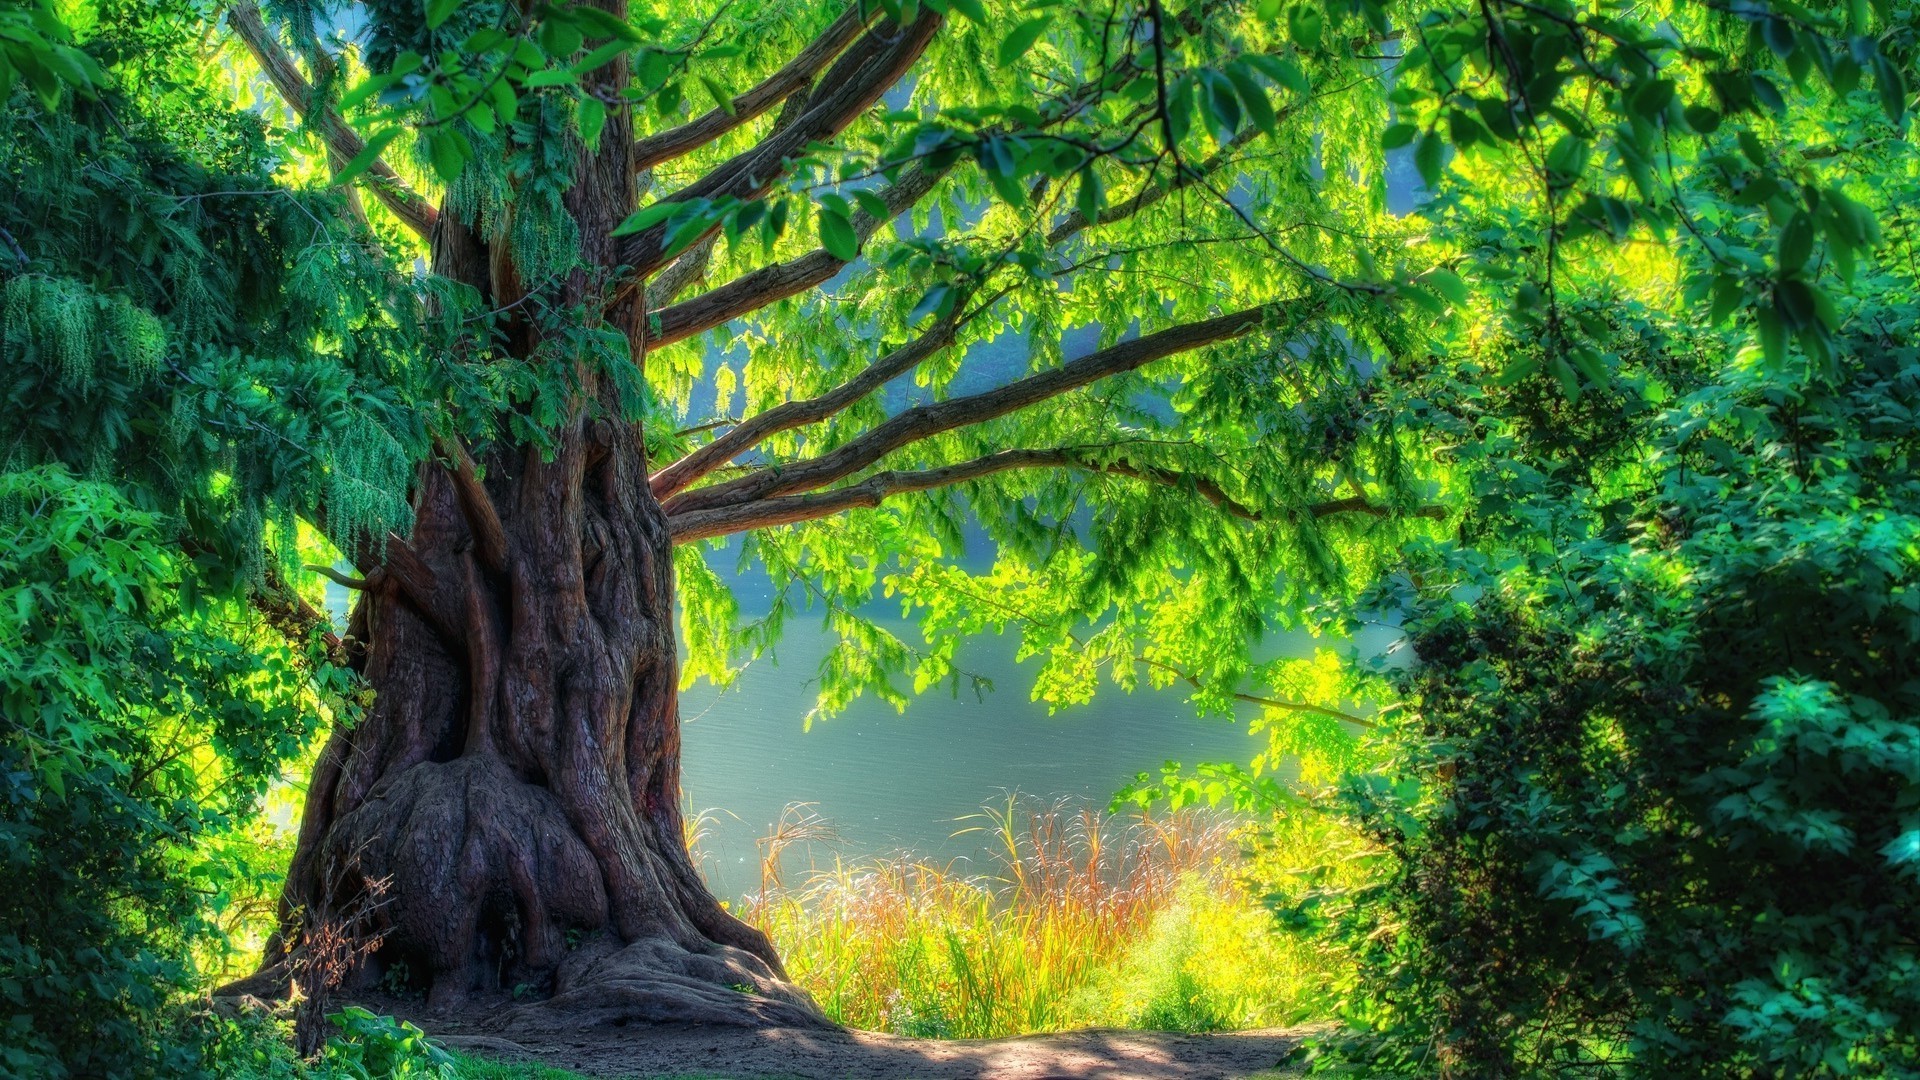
[0,26,422,570]
[0,7,410,1073]
[0,468,324,1078]
[1301,209,1920,1078]
[320,1008,456,1080]
[207,1007,590,1080]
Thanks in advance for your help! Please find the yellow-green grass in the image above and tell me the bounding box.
[740,795,1345,1039]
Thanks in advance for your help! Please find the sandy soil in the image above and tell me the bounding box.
[430,1021,1309,1079]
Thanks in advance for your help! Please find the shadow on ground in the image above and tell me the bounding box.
[434,1022,1308,1080]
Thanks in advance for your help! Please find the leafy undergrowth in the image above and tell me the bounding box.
[742,795,1339,1039]
[210,1007,594,1080]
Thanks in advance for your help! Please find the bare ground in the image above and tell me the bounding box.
[416,1010,1311,1080]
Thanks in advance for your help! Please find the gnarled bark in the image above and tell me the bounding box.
[254,425,822,1029]
[229,0,826,1029]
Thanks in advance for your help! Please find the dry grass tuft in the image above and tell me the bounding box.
[732,794,1330,1038]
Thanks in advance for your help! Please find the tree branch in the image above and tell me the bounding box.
[650,310,962,498]
[630,4,874,173]
[1046,125,1260,247]
[616,10,943,282]
[664,300,1310,516]
[666,443,1438,542]
[227,2,438,240]
[639,159,951,349]
[305,563,371,590]
[667,447,1066,541]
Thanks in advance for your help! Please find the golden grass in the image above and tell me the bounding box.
[734,794,1338,1038]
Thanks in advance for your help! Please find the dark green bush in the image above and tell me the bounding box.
[1317,302,1920,1076]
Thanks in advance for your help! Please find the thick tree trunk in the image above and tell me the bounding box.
[263,427,821,1030]
[231,0,825,1030]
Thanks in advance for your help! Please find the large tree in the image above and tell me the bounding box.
[12,0,1905,1044]
[210,0,1445,1030]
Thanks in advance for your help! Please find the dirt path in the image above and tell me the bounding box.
[434,1023,1310,1079]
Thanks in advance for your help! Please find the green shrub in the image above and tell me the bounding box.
[0,469,322,1077]
[1311,288,1920,1075]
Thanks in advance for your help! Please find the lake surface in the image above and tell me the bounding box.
[677,613,1272,900]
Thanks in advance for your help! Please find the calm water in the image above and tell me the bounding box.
[677,614,1273,900]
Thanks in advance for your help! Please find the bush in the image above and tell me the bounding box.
[1312,305,1920,1075]
[0,469,321,1077]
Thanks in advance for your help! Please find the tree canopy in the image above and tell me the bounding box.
[4,0,1920,1073]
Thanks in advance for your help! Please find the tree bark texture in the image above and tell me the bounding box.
[275,431,820,1029]
[240,2,829,1028]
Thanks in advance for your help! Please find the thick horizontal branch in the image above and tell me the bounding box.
[630,4,872,172]
[228,2,437,240]
[665,301,1308,516]
[617,10,942,281]
[667,448,1068,541]
[666,444,1437,542]
[649,309,962,498]
[1309,495,1446,521]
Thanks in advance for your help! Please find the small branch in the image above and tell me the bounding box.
[630,4,874,172]
[616,10,943,282]
[669,448,1061,540]
[305,564,371,590]
[227,2,437,240]
[1310,495,1446,520]
[675,416,743,438]
[666,442,1442,542]
[1134,655,1373,728]
[650,313,961,498]
[0,226,28,267]
[639,159,951,349]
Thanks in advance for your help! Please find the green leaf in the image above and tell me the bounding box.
[612,200,682,236]
[577,96,606,149]
[339,72,400,113]
[699,74,737,115]
[570,6,644,41]
[1683,105,1721,134]
[1382,122,1418,150]
[854,188,891,221]
[1201,70,1241,136]
[1873,53,1907,123]
[1414,130,1444,189]
[1777,211,1814,274]
[425,0,458,30]
[1076,166,1104,224]
[332,127,400,186]
[946,0,987,25]
[908,282,952,324]
[1224,62,1276,134]
[819,207,860,261]
[572,40,629,76]
[426,126,470,184]
[1288,6,1323,50]
[1423,268,1469,306]
[999,17,1050,68]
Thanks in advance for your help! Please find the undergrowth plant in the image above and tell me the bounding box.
[743,794,1326,1038]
